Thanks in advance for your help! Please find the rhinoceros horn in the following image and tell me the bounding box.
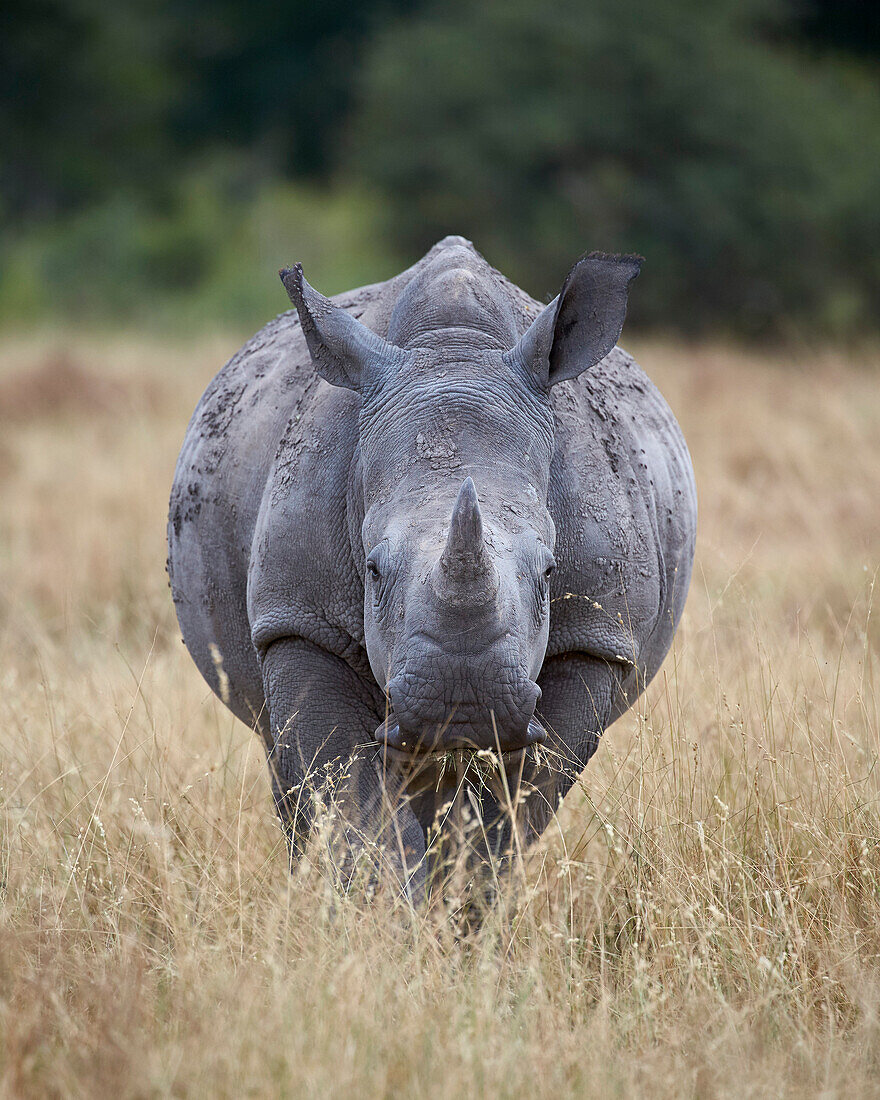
[438,478,497,592]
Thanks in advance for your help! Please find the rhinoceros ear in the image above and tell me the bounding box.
[508,253,642,388]
[280,264,402,392]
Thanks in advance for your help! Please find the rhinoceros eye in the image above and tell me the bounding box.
[366,545,388,583]
[366,546,393,614]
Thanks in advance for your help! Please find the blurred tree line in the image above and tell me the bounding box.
[1,0,877,335]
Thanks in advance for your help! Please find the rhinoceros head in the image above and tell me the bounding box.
[281,240,640,760]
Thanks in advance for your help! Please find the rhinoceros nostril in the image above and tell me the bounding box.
[523,680,541,713]
[385,676,405,718]
[375,719,405,750]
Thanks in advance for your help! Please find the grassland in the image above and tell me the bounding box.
[0,332,878,1098]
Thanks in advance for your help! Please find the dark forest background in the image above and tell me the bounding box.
[1,0,878,336]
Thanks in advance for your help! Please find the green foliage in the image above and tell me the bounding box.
[0,0,179,219]
[348,0,880,335]
[0,0,417,220]
[1,0,878,335]
[0,173,402,331]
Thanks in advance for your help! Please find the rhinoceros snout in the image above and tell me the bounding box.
[379,674,544,755]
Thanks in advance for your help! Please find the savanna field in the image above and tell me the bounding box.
[0,332,878,1098]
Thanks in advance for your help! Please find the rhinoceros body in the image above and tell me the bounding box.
[168,236,696,896]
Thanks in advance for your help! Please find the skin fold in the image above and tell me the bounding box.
[167,236,697,901]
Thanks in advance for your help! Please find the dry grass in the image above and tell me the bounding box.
[0,331,878,1098]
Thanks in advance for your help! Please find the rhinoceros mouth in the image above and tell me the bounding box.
[374,718,546,757]
[378,744,536,803]
[371,719,547,792]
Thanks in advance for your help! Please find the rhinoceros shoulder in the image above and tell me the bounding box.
[545,345,696,697]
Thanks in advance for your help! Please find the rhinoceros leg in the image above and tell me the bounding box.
[403,656,628,891]
[260,637,427,901]
[528,654,630,835]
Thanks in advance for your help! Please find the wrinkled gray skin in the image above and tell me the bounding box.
[168,236,696,899]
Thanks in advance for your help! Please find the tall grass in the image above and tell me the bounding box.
[0,333,878,1096]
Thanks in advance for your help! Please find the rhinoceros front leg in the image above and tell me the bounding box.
[526,654,631,837]
[420,655,624,878]
[260,637,427,899]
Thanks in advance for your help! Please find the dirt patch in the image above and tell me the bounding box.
[0,351,162,422]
